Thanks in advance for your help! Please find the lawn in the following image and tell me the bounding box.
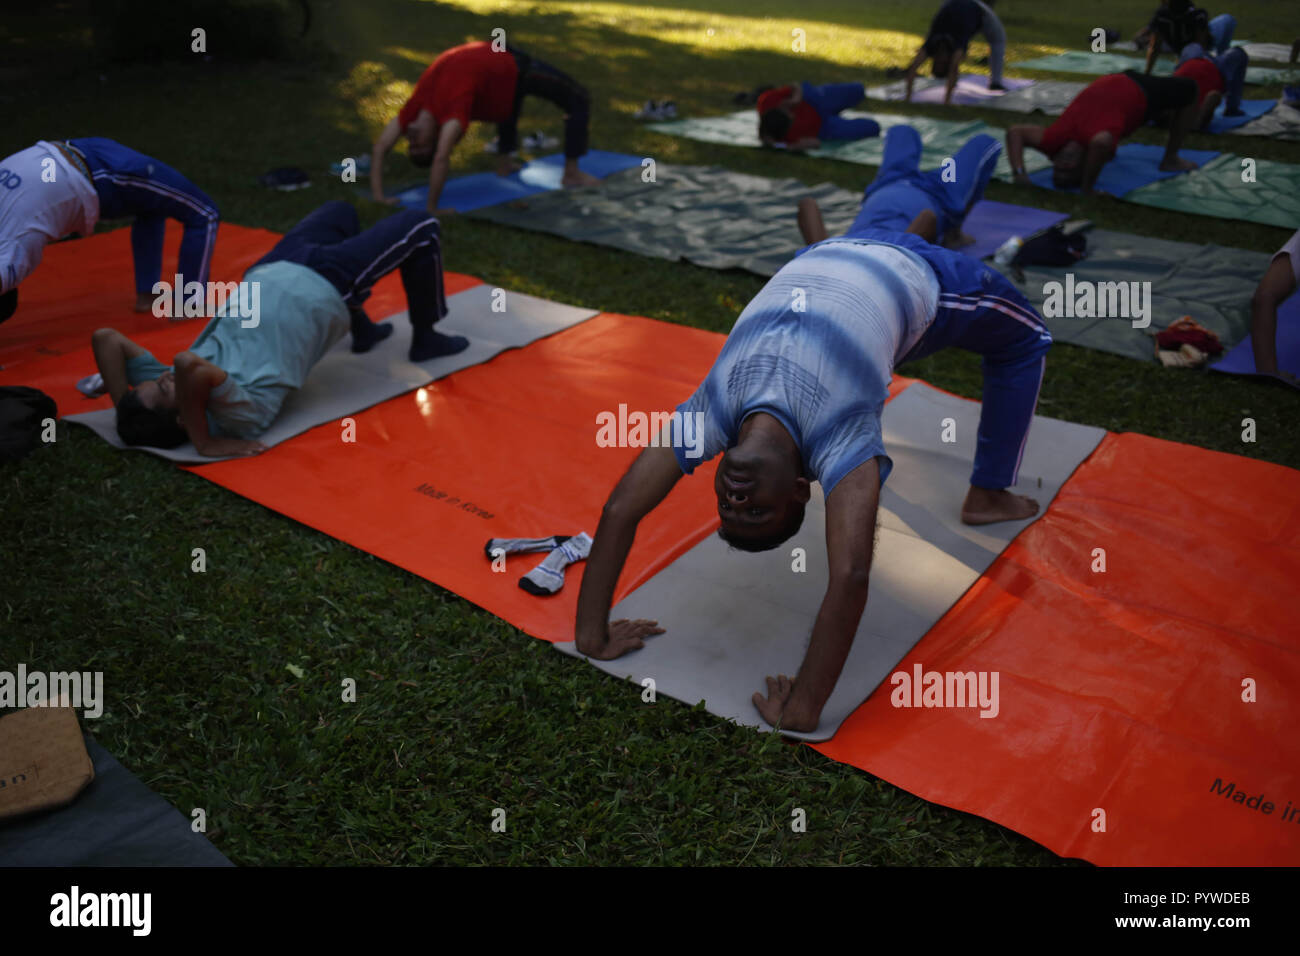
[1,0,1296,865]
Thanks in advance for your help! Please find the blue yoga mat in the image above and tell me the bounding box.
[1207,98,1277,134]
[1211,291,1300,386]
[1027,143,1221,197]
[961,200,1069,260]
[393,150,646,213]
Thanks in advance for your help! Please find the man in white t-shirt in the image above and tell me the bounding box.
[1250,229,1300,385]
[0,141,99,322]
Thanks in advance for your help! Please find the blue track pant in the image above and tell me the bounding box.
[253,201,448,329]
[70,137,219,293]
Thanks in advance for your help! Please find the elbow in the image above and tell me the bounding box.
[833,566,871,600]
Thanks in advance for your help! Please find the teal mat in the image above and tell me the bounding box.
[1013,50,1300,86]
[647,109,1051,179]
[1008,228,1269,362]
[1125,153,1300,229]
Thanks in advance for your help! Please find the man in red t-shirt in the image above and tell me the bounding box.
[1004,70,1199,195]
[370,41,598,213]
[1174,43,1248,129]
[756,82,879,150]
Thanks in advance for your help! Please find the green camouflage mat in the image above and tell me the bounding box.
[1010,229,1270,362]
[1124,152,1300,229]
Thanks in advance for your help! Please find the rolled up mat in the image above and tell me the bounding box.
[555,382,1106,742]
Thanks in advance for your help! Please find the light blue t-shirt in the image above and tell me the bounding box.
[124,260,350,439]
[674,238,939,493]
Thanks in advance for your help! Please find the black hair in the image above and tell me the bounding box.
[116,388,188,448]
[0,288,16,324]
[926,34,955,76]
[717,500,807,553]
[759,108,792,143]
[408,147,433,168]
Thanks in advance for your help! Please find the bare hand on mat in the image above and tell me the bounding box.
[753,675,816,732]
[196,437,268,458]
[581,619,664,659]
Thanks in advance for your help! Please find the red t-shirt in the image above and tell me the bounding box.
[397,41,520,131]
[1040,73,1147,156]
[1174,56,1225,107]
[756,85,822,143]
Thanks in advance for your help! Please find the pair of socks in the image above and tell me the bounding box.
[349,308,469,361]
[484,533,594,596]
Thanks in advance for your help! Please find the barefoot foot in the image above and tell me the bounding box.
[961,486,1040,525]
[561,169,601,188]
[1158,155,1199,173]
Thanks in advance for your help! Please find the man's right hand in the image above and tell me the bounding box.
[577,619,665,660]
[374,195,401,207]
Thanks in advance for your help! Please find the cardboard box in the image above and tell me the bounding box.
[0,707,94,821]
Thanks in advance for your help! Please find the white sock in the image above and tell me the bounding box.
[484,534,570,560]
[76,373,105,397]
[519,532,593,596]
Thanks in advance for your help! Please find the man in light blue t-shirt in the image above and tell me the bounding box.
[574,230,1052,733]
[91,201,460,457]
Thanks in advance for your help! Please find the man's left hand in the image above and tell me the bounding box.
[753,675,817,732]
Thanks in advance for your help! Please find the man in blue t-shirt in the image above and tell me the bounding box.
[796,125,1002,250]
[90,201,461,457]
[574,230,1052,733]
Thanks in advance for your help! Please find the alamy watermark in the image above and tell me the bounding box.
[1041,274,1151,329]
[0,664,103,718]
[595,404,706,459]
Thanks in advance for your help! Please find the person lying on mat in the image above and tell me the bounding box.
[90,201,460,456]
[1172,42,1248,128]
[903,0,1007,106]
[0,138,219,323]
[1004,71,1200,196]
[796,125,1001,250]
[1250,228,1300,386]
[370,40,599,214]
[757,83,880,150]
[1143,1,1236,73]
[575,229,1052,732]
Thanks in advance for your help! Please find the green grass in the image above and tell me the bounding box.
[2,0,1297,866]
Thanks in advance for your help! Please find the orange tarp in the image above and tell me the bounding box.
[7,225,1297,866]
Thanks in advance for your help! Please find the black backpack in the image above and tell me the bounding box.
[0,386,57,462]
[1013,221,1089,269]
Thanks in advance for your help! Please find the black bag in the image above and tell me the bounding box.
[1012,221,1089,269]
[0,386,57,462]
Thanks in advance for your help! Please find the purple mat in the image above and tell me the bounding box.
[891,75,1035,105]
[1211,291,1300,387]
[961,200,1069,260]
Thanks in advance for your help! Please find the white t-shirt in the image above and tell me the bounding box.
[1274,230,1300,286]
[0,141,100,293]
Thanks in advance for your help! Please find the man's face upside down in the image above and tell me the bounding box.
[714,443,808,552]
